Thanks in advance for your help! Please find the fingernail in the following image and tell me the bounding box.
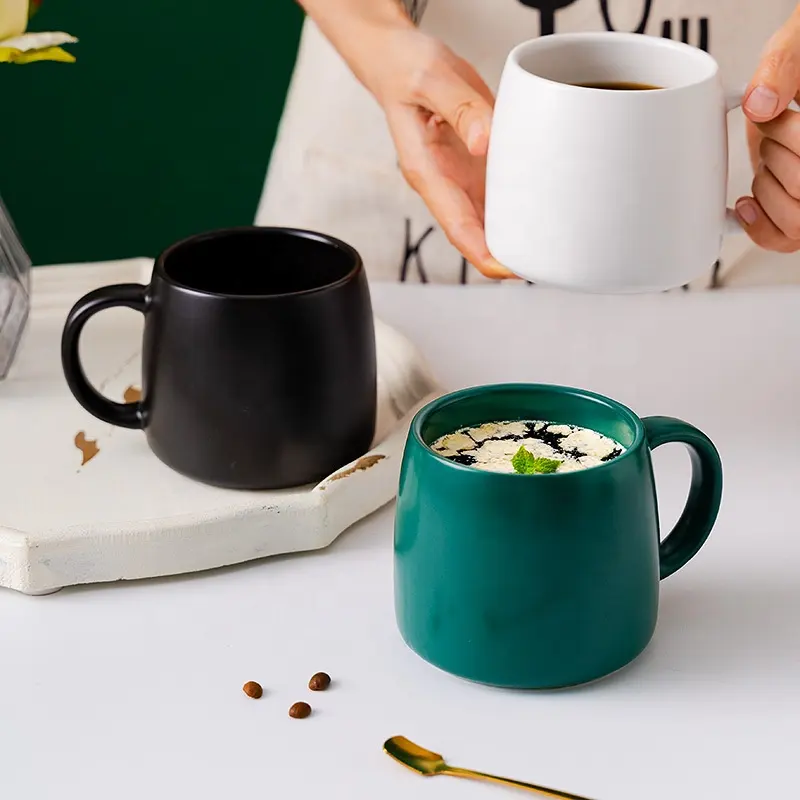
[486,258,518,279]
[736,198,758,226]
[744,85,779,119]
[467,121,488,153]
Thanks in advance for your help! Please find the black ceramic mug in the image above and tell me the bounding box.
[61,227,377,489]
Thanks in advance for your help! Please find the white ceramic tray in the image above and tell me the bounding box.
[0,259,441,595]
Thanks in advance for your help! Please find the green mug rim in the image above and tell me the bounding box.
[411,382,645,478]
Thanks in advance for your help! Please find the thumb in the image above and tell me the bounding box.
[744,12,800,122]
[422,66,494,155]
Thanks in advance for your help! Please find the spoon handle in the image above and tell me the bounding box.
[444,766,597,800]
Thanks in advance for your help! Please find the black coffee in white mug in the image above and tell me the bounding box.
[61,227,377,489]
[572,81,662,90]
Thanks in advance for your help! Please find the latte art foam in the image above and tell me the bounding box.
[430,420,625,473]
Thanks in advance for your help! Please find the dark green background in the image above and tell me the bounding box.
[0,1,304,265]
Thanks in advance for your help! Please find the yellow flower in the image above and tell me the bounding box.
[0,0,77,63]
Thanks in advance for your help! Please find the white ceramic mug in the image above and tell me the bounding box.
[485,32,742,294]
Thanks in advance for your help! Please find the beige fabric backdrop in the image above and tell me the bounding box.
[258,0,800,289]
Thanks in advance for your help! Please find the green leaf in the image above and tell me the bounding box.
[511,446,536,474]
[532,456,562,474]
[511,446,562,475]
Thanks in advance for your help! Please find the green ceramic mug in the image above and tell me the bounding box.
[394,384,723,689]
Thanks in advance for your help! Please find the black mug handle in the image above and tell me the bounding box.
[61,284,148,429]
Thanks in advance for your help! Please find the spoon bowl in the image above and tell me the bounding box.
[383,736,447,776]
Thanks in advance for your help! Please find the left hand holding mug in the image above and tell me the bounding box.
[738,8,800,251]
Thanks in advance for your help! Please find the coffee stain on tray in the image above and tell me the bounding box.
[123,385,142,403]
[327,454,386,483]
[74,431,99,466]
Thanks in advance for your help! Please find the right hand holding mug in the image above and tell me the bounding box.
[738,7,800,252]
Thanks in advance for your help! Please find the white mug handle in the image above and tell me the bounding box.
[724,88,746,236]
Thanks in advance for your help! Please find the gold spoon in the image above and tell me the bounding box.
[383,736,598,799]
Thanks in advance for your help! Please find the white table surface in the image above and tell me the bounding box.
[1,281,797,800]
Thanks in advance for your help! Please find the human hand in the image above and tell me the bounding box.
[373,30,515,279]
[737,9,800,251]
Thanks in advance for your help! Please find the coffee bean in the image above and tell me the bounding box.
[242,681,263,699]
[308,672,331,691]
[289,701,312,719]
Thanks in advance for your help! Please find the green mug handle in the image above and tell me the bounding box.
[643,416,723,580]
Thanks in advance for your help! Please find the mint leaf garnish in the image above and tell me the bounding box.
[532,457,562,474]
[511,446,536,474]
[511,446,562,475]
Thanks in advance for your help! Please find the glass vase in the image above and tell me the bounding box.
[0,193,31,379]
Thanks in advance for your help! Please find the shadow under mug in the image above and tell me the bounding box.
[394,384,723,689]
[61,227,377,490]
